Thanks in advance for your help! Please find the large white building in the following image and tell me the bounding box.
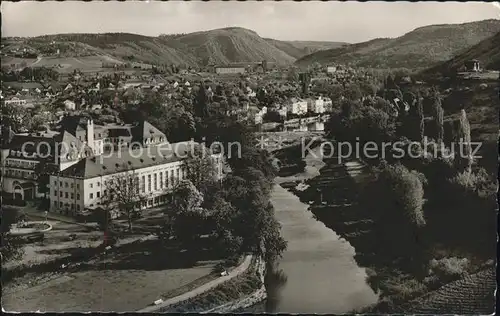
[48,142,222,216]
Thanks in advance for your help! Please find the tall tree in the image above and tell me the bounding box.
[195,84,209,118]
[102,168,147,232]
[432,93,444,143]
[183,143,218,194]
[454,109,472,174]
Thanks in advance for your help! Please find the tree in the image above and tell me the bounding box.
[431,93,445,144]
[360,163,426,260]
[406,93,425,142]
[162,180,212,248]
[195,84,209,118]
[1,207,24,263]
[454,109,472,174]
[183,143,218,194]
[102,169,147,232]
[34,161,57,200]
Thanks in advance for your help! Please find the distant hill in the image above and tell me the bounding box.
[421,31,500,75]
[1,27,346,67]
[263,38,347,59]
[295,19,500,70]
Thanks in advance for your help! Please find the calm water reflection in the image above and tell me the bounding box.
[260,184,378,313]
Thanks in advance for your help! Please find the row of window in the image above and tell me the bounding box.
[54,190,81,200]
[53,201,81,212]
[54,180,80,189]
[4,169,35,179]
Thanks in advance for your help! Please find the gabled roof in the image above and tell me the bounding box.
[59,141,198,179]
[131,121,166,143]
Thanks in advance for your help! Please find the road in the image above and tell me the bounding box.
[137,255,253,312]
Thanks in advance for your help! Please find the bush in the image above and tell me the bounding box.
[428,257,469,280]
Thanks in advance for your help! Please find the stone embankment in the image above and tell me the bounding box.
[201,256,267,313]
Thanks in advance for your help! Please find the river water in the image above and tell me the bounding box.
[247,146,378,313]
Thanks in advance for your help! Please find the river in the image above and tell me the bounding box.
[247,146,378,313]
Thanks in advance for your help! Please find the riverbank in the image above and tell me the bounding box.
[152,256,265,313]
[287,154,495,313]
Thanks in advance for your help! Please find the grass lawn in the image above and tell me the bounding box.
[3,265,216,312]
[3,238,224,312]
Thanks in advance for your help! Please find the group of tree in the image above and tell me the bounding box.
[326,79,495,268]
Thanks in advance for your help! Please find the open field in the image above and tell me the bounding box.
[3,235,222,312]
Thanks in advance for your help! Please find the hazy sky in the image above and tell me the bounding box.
[2,1,500,43]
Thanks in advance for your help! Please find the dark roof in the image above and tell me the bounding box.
[58,115,89,135]
[5,131,90,162]
[396,268,495,314]
[106,127,132,138]
[59,141,196,179]
[131,121,166,143]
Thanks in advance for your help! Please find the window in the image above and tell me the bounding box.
[90,193,94,199]
[60,191,63,197]
[104,190,107,196]
[77,193,80,200]
[71,204,74,211]
[147,175,151,192]
[165,171,169,187]
[154,173,157,191]
[176,169,180,183]
[65,182,68,188]
[89,183,93,188]
[60,181,63,187]
[76,183,79,189]
[97,182,100,187]
[59,202,63,207]
[65,192,68,198]
[97,192,100,198]
[54,180,57,186]
[159,172,163,189]
[77,205,81,211]
[71,193,74,199]
[54,190,57,196]
[71,183,74,189]
[141,176,145,193]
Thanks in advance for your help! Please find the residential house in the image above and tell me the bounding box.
[286,98,308,116]
[63,99,76,111]
[307,97,325,114]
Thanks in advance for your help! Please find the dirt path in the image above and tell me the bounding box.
[137,255,253,312]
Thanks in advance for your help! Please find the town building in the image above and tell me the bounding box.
[286,98,308,116]
[47,142,223,216]
[323,97,333,112]
[215,65,247,74]
[1,130,93,200]
[307,97,325,114]
[464,59,481,72]
[326,66,337,73]
[4,97,28,107]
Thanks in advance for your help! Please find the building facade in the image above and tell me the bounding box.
[287,98,308,116]
[307,97,325,114]
[215,66,247,74]
[48,142,223,216]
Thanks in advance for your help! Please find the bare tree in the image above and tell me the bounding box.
[102,167,148,232]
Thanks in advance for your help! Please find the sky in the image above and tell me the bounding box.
[2,1,500,43]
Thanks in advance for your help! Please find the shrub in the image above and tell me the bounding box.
[428,257,469,280]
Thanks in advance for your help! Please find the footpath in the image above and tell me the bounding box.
[137,255,253,313]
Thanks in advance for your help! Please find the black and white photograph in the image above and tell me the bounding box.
[1,1,498,314]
